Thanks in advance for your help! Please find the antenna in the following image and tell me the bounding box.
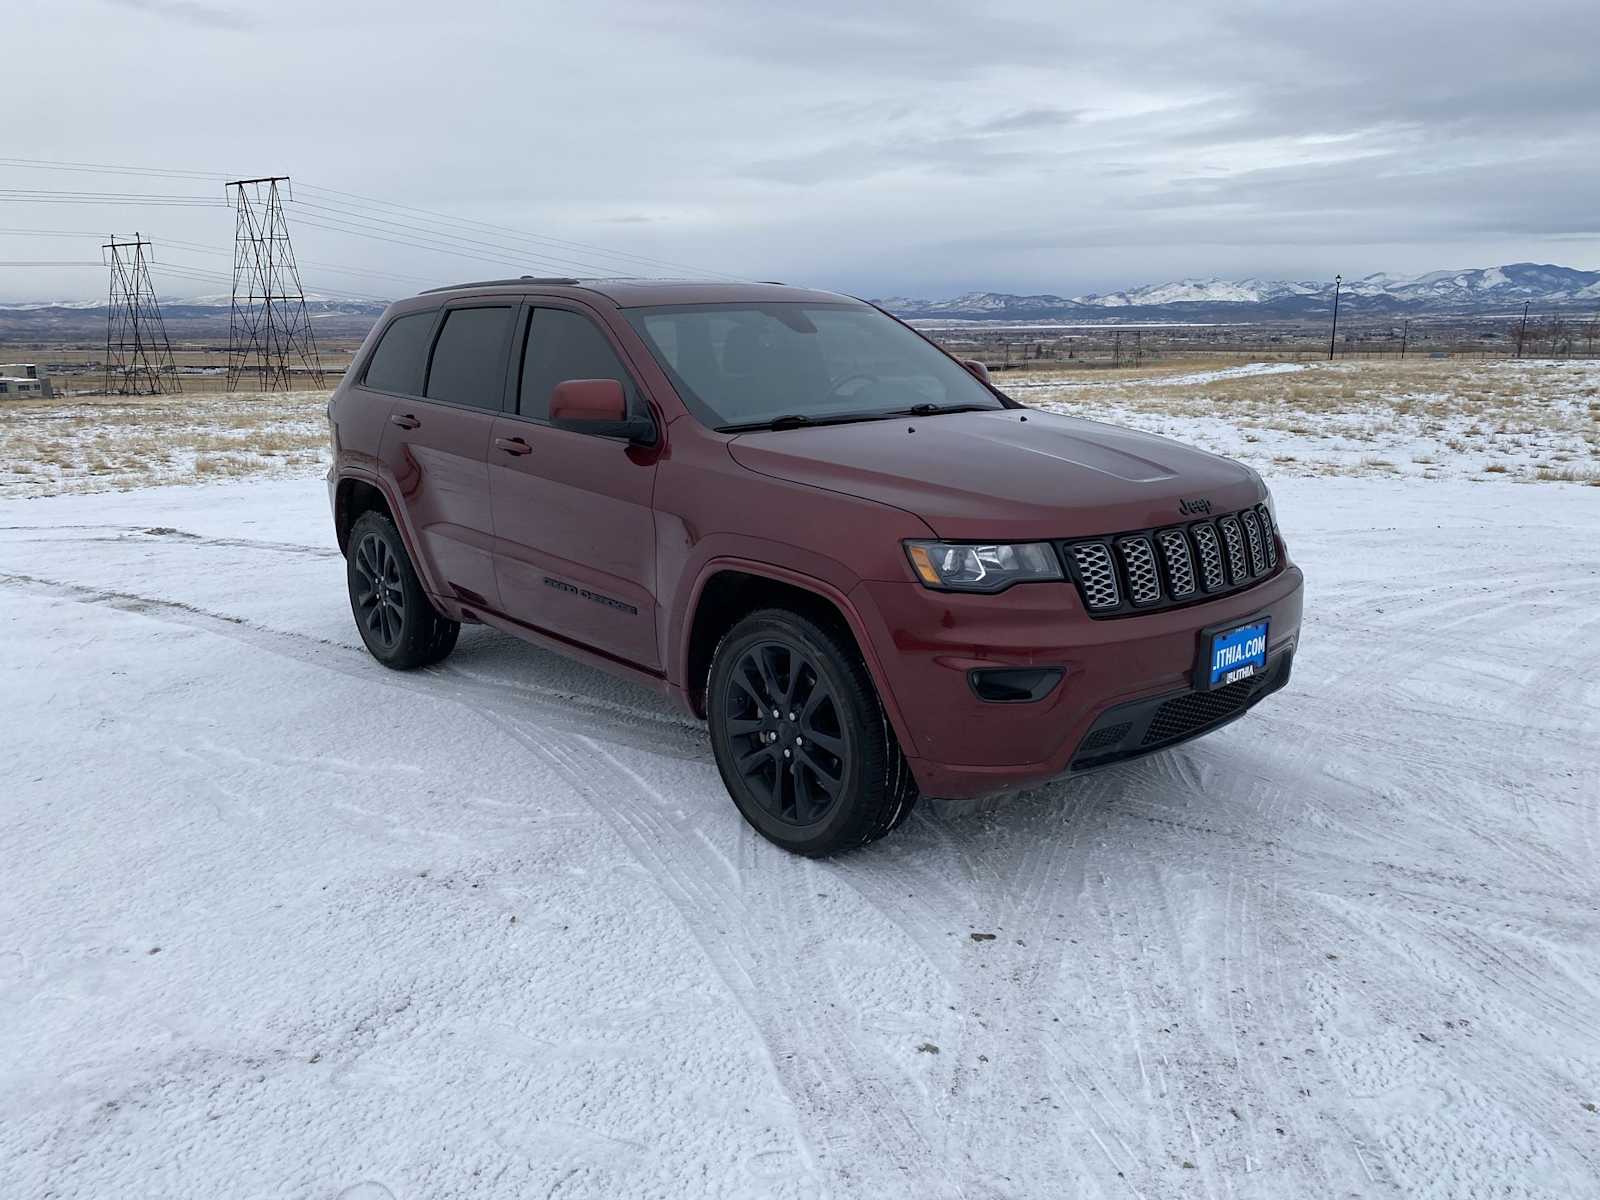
[226,176,325,392]
[102,233,181,395]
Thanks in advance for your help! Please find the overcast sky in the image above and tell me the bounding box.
[5,0,1598,302]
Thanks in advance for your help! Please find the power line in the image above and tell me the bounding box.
[0,161,732,279]
[0,188,227,207]
[0,156,745,289]
[295,181,744,280]
[290,198,644,276]
[0,156,229,181]
[0,226,399,300]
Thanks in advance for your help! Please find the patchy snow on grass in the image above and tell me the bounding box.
[3,474,1599,1199]
[0,389,331,498]
[1019,357,1600,485]
[1004,359,1311,391]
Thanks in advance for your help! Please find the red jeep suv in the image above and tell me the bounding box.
[328,279,1303,854]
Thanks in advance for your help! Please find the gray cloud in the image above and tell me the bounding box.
[103,0,252,29]
[4,0,1597,302]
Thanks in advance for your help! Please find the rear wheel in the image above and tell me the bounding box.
[707,608,916,855]
[347,511,459,670]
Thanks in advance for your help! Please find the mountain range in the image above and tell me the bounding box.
[3,263,1598,339]
[877,263,1600,324]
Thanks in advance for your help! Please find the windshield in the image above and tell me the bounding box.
[623,302,1003,430]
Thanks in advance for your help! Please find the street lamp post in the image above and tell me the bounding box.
[1328,274,1342,361]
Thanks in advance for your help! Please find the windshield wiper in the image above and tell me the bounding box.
[716,412,890,433]
[897,403,995,417]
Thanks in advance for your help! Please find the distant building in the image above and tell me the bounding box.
[0,363,52,397]
[0,376,45,398]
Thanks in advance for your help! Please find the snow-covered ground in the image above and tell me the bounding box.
[3,472,1598,1199]
[1016,358,1600,486]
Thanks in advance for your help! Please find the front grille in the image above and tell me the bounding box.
[1218,515,1248,583]
[1241,509,1267,575]
[1077,722,1130,755]
[1061,504,1281,617]
[1156,529,1196,598]
[1070,651,1293,769]
[1118,536,1161,605]
[1191,522,1226,591]
[1142,676,1259,745]
[1067,542,1120,610]
[1256,504,1278,569]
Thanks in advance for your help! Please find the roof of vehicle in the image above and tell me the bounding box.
[417,277,858,309]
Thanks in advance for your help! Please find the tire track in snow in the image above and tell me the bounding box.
[0,521,344,559]
[479,721,942,1199]
[0,571,705,762]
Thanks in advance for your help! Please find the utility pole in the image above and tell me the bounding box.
[226,176,325,392]
[1399,318,1409,359]
[103,233,181,395]
[1516,301,1529,359]
[1328,274,1342,361]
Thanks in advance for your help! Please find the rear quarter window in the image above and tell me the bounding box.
[426,306,516,409]
[362,311,436,395]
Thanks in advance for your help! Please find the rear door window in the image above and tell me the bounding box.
[362,311,436,395]
[518,308,636,421]
[425,306,515,409]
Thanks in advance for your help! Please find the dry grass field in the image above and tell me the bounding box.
[1,357,1597,499]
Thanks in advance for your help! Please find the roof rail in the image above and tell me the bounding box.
[420,276,581,295]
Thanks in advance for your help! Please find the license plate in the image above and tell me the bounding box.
[1202,619,1269,689]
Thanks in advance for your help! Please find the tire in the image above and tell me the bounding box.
[707,607,917,856]
[346,511,460,670]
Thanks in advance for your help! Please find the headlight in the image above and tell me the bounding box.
[905,541,1063,592]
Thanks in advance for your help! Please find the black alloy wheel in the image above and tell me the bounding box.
[353,529,405,652]
[724,638,851,826]
[708,608,917,855]
[345,510,460,670]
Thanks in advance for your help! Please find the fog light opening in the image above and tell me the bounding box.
[967,667,1064,704]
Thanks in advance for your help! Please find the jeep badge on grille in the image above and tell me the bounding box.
[1178,497,1213,515]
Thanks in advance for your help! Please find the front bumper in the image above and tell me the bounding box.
[851,561,1304,800]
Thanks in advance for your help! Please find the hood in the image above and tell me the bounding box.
[727,408,1263,540]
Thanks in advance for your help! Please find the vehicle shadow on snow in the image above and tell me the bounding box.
[441,626,1250,860]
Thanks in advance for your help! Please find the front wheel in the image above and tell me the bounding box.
[346,511,459,670]
[707,608,916,855]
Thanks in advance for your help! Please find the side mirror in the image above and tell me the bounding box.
[959,358,991,384]
[550,378,654,443]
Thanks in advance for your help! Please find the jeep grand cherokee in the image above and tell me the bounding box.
[328,279,1303,855]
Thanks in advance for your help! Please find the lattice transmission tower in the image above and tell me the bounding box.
[226,176,324,391]
[103,233,181,395]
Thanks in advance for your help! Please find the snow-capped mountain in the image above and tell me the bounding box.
[879,263,1600,322]
[0,296,390,339]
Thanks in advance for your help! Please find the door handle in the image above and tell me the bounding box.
[494,436,532,456]
[390,413,421,430]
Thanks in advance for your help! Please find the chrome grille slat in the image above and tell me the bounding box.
[1118,536,1162,605]
[1191,522,1226,591]
[1240,509,1267,575]
[1218,515,1249,582]
[1067,542,1119,610]
[1256,504,1278,569]
[1156,528,1196,597]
